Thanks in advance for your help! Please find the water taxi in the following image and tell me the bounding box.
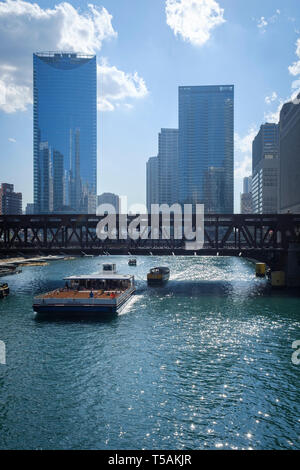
[33,273,135,315]
[0,283,9,298]
[147,267,170,285]
[128,259,137,266]
[102,263,117,273]
[0,264,21,277]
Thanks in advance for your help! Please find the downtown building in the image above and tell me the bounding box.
[146,156,159,213]
[158,129,179,206]
[252,123,280,214]
[97,193,120,213]
[279,94,300,213]
[33,52,97,214]
[0,183,22,215]
[146,129,179,212]
[240,176,253,214]
[178,85,234,213]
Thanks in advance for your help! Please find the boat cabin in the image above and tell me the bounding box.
[149,267,170,275]
[64,274,134,292]
[102,263,117,273]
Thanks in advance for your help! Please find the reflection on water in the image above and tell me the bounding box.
[0,256,299,450]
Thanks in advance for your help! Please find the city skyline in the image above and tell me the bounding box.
[1,0,300,212]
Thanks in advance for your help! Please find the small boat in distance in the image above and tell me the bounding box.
[102,263,117,273]
[147,267,170,286]
[0,264,21,277]
[0,283,9,299]
[33,273,135,316]
[128,259,137,266]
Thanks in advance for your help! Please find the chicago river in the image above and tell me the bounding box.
[0,256,299,450]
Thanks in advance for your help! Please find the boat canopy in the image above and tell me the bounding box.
[150,267,170,274]
[102,263,117,272]
[64,274,133,281]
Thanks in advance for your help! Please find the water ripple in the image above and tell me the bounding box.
[0,256,299,449]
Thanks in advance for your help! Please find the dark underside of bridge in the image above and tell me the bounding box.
[1,213,300,270]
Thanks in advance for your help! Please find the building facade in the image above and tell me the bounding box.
[178,85,234,213]
[146,157,159,213]
[158,129,179,206]
[25,203,35,215]
[252,123,280,214]
[0,184,22,215]
[240,176,253,214]
[243,176,252,195]
[97,193,120,213]
[279,95,300,213]
[33,52,97,214]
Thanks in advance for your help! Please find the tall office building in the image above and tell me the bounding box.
[26,203,35,215]
[243,176,252,194]
[252,123,280,214]
[33,52,97,214]
[240,176,253,214]
[146,157,159,213]
[178,85,234,213]
[158,129,179,205]
[97,193,120,213]
[0,184,22,215]
[279,94,300,213]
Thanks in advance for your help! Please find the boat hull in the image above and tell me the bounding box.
[0,285,9,298]
[33,288,135,316]
[33,304,118,315]
[147,275,170,286]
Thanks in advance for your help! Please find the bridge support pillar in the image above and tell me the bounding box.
[284,243,300,288]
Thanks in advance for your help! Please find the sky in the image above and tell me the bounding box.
[0,0,300,213]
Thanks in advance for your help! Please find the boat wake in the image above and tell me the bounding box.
[118,295,141,316]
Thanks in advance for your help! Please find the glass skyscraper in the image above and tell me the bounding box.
[279,95,300,214]
[158,128,179,206]
[146,156,159,213]
[252,123,279,214]
[178,85,234,213]
[33,52,97,214]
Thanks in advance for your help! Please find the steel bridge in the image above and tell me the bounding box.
[1,213,300,269]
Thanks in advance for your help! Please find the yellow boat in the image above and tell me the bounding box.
[0,283,9,299]
[147,267,170,285]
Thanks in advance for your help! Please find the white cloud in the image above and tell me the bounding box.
[292,79,300,90]
[0,1,148,113]
[234,127,258,181]
[235,155,252,180]
[256,10,280,33]
[97,60,148,111]
[288,38,300,77]
[8,137,16,143]
[165,0,225,47]
[264,99,284,123]
[257,17,268,32]
[265,91,278,105]
[235,126,258,155]
[264,37,300,122]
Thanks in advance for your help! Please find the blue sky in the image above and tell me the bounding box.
[0,0,300,212]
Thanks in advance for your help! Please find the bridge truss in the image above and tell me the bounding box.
[0,214,300,265]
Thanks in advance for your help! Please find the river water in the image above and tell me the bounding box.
[0,256,299,450]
